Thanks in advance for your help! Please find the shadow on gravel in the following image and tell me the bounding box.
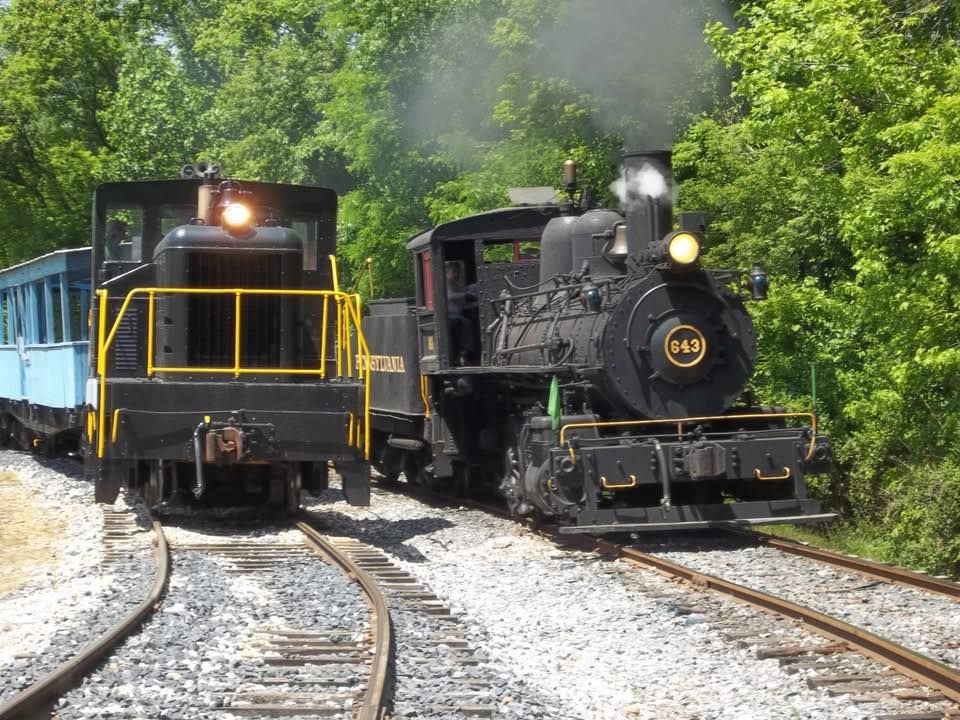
[28,453,88,481]
[627,528,758,554]
[302,509,455,563]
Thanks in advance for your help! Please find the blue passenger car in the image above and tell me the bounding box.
[0,248,92,450]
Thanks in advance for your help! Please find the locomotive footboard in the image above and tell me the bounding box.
[524,412,836,533]
[98,379,366,462]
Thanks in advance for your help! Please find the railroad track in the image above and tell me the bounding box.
[584,536,960,716]
[375,479,960,718]
[0,519,394,720]
[739,528,960,601]
[0,519,169,720]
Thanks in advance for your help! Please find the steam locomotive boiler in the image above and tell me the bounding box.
[86,164,370,512]
[364,150,834,532]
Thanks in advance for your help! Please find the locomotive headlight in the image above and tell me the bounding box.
[222,202,252,230]
[666,232,701,265]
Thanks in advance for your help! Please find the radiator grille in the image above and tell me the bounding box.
[187,253,284,368]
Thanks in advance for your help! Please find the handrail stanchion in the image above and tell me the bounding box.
[146,292,156,377]
[96,289,108,459]
[320,295,329,379]
[234,291,242,378]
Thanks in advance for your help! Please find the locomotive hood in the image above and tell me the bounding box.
[153,224,304,257]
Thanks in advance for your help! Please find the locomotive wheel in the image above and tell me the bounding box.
[286,464,302,514]
[375,442,402,485]
[266,464,301,513]
[500,446,532,515]
[143,462,164,508]
[402,452,424,486]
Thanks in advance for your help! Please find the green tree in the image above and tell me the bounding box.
[0,0,124,263]
[676,0,960,571]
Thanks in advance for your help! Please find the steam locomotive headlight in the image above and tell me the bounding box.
[666,232,701,265]
[222,202,252,231]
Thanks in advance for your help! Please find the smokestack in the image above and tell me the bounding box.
[621,150,673,255]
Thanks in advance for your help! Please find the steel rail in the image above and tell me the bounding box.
[739,529,960,601]
[0,520,170,720]
[582,536,960,704]
[372,480,960,702]
[376,482,960,704]
[296,521,391,720]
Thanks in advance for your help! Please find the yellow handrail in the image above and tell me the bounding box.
[96,284,371,459]
[96,289,108,458]
[343,293,372,458]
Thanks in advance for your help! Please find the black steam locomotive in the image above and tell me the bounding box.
[363,151,834,532]
[85,164,370,511]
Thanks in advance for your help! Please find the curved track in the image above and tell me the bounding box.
[296,520,392,720]
[582,536,960,705]
[376,479,960,710]
[0,519,169,720]
[0,519,394,720]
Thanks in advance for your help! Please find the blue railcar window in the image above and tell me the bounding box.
[51,285,64,344]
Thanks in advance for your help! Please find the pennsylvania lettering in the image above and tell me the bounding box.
[357,354,406,373]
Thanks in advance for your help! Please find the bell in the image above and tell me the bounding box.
[608,224,629,260]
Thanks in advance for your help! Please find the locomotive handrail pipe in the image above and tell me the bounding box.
[94,285,371,459]
[488,277,615,307]
[559,412,818,463]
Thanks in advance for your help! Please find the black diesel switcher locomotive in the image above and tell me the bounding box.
[363,150,834,532]
[86,164,371,512]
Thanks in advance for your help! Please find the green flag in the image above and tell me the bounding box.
[548,376,561,431]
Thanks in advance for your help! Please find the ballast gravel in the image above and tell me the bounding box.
[306,481,918,720]
[56,523,370,719]
[644,534,960,670]
[0,450,154,702]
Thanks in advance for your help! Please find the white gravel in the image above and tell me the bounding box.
[0,450,154,701]
[305,482,894,720]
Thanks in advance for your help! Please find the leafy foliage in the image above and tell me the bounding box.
[676,0,960,570]
[2,0,960,571]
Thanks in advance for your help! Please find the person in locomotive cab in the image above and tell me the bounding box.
[445,260,477,366]
[104,219,131,261]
